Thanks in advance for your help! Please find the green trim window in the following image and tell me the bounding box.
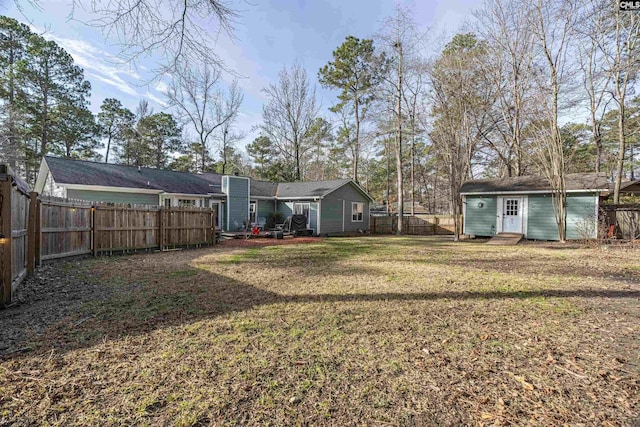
[352,202,363,222]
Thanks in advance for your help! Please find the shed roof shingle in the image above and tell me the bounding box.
[460,173,609,194]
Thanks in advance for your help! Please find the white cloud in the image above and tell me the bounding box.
[144,91,168,109]
[154,81,169,93]
[41,33,145,100]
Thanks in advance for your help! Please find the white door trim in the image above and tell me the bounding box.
[496,197,503,233]
[497,196,527,235]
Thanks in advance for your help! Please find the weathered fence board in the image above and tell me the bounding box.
[32,197,216,261]
[94,205,161,253]
[602,205,640,240]
[0,164,30,305]
[370,215,456,235]
[40,198,92,260]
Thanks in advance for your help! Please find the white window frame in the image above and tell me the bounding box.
[249,202,257,224]
[178,199,196,207]
[293,202,311,228]
[352,202,364,222]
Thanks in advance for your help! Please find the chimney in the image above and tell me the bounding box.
[138,166,141,173]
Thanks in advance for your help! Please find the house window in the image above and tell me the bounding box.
[505,199,518,216]
[164,198,171,208]
[293,202,310,227]
[352,202,364,222]
[178,199,196,207]
[249,202,257,224]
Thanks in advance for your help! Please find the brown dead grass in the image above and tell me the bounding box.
[1,236,639,426]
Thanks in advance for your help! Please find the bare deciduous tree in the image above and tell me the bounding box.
[72,0,239,75]
[528,0,578,242]
[575,0,613,174]
[376,4,427,233]
[475,0,536,177]
[428,33,489,241]
[259,64,319,181]
[167,65,242,173]
[592,3,640,202]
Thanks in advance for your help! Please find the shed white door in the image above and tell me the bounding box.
[502,197,523,233]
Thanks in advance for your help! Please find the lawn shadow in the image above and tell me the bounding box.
[2,252,639,361]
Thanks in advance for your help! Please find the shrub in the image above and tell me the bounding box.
[265,212,285,229]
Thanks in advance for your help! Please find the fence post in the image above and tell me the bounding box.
[372,216,376,234]
[91,205,97,256]
[35,197,41,266]
[159,206,165,251]
[214,208,216,245]
[27,192,38,275]
[1,175,13,305]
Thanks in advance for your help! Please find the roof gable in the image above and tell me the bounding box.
[274,179,374,201]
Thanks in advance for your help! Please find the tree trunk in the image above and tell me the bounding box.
[353,97,360,183]
[385,138,390,215]
[395,42,404,235]
[105,135,112,163]
[593,121,602,174]
[613,101,626,203]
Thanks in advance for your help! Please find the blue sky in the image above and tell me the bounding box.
[1,0,480,152]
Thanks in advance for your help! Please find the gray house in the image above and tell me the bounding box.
[35,156,373,235]
[461,173,609,241]
[250,178,372,235]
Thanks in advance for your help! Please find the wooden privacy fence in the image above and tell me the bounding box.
[0,165,31,305]
[37,197,217,261]
[0,184,218,306]
[601,205,640,240]
[370,215,457,235]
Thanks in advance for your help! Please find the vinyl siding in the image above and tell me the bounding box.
[566,193,598,239]
[67,189,159,205]
[256,200,276,221]
[527,193,597,240]
[525,195,557,240]
[320,199,343,234]
[320,183,370,234]
[464,196,497,236]
[223,176,249,231]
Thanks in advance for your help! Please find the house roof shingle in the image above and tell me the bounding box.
[460,173,609,194]
[46,156,217,195]
[250,179,278,197]
[44,157,373,201]
[275,179,352,198]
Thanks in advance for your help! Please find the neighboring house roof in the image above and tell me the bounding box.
[43,156,217,195]
[460,173,609,195]
[614,180,640,193]
[38,157,375,201]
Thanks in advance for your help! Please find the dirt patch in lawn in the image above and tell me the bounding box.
[0,236,638,426]
[220,236,323,248]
